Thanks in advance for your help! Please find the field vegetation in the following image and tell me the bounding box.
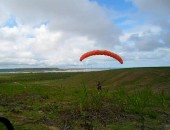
[0,67,170,130]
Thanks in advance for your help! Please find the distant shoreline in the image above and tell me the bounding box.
[0,68,112,73]
[1,67,169,73]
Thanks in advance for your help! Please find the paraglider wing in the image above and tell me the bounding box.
[80,50,123,64]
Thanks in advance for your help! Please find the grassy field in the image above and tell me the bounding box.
[0,67,170,130]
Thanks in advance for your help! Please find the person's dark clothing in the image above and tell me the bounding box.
[97,82,102,90]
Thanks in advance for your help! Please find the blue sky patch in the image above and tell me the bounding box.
[92,0,136,12]
[3,16,17,28]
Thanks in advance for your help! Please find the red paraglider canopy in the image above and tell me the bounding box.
[80,50,123,64]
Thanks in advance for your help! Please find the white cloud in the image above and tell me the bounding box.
[118,0,170,63]
[0,0,122,68]
[0,0,169,68]
[132,0,170,16]
[0,5,9,24]
[1,0,121,47]
[0,24,97,68]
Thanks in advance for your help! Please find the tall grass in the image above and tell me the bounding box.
[76,81,89,111]
[113,87,169,129]
[75,81,109,111]
[0,68,169,129]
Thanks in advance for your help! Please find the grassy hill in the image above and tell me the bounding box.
[64,67,170,92]
[0,67,170,130]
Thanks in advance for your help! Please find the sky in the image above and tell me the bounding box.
[0,0,170,69]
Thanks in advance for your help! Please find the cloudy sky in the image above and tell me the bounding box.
[0,0,169,69]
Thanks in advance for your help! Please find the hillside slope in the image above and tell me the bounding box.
[61,67,170,93]
[0,67,170,129]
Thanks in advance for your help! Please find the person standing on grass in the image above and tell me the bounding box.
[97,81,102,90]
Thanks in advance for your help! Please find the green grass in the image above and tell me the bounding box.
[113,87,170,129]
[0,67,170,129]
